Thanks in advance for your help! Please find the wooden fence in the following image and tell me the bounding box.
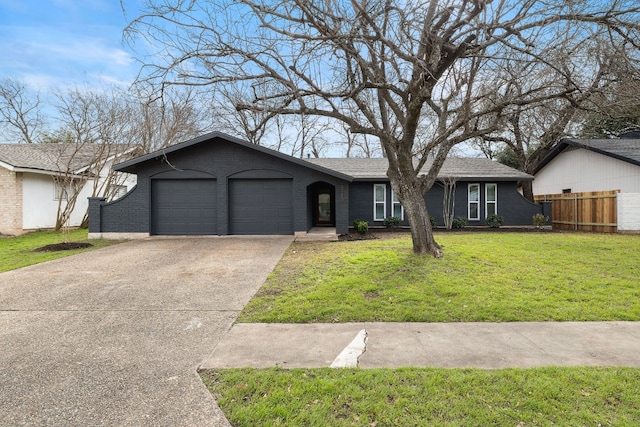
[534,190,619,233]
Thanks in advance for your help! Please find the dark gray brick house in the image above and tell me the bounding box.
[88,132,541,238]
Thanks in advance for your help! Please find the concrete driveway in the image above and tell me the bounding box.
[0,236,293,426]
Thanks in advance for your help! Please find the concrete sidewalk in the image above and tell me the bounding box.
[200,321,640,370]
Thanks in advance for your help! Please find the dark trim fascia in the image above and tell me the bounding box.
[114,132,353,182]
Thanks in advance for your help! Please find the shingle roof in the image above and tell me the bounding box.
[112,131,531,181]
[535,138,640,173]
[114,132,354,181]
[570,138,640,164]
[306,157,534,181]
[0,144,123,174]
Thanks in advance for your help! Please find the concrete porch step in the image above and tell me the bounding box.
[295,227,339,242]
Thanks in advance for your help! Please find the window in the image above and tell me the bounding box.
[391,189,404,220]
[485,183,497,217]
[112,185,128,201]
[54,181,71,201]
[374,184,386,221]
[468,184,480,220]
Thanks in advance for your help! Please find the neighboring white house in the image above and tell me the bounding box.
[533,136,640,231]
[0,143,136,235]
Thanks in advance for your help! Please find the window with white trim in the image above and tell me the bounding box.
[391,189,404,220]
[54,181,71,201]
[468,183,480,220]
[485,183,497,217]
[374,184,386,221]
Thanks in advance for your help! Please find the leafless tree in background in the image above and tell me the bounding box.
[129,85,210,153]
[473,37,636,201]
[136,2,639,254]
[0,78,44,144]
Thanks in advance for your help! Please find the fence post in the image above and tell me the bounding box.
[574,193,578,231]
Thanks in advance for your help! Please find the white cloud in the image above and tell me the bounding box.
[0,25,138,90]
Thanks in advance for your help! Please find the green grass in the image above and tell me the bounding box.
[239,232,640,322]
[201,367,640,426]
[0,229,125,272]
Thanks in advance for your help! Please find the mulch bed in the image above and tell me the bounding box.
[33,242,93,252]
[339,226,553,241]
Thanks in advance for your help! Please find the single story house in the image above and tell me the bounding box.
[534,136,640,194]
[88,132,540,238]
[0,143,136,235]
[533,136,640,232]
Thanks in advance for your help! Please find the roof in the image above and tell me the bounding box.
[535,138,640,173]
[0,143,126,175]
[114,132,531,182]
[114,132,354,181]
[306,157,534,181]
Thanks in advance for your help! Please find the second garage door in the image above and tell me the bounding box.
[151,179,217,235]
[229,179,293,235]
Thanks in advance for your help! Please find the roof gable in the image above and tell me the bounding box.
[536,138,640,173]
[114,132,353,181]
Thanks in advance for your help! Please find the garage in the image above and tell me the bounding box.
[151,179,217,235]
[229,179,293,235]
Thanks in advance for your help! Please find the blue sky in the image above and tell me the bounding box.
[0,0,145,91]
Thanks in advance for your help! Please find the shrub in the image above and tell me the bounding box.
[353,219,369,234]
[452,216,467,229]
[384,216,401,228]
[429,216,437,227]
[486,214,504,228]
[533,213,549,229]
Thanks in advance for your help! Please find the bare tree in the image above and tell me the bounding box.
[130,85,209,153]
[474,37,627,201]
[441,176,458,230]
[48,89,138,230]
[0,78,44,144]
[580,58,640,138]
[126,0,640,256]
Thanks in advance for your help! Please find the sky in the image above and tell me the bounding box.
[0,0,145,91]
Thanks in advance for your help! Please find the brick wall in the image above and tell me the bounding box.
[0,168,23,235]
[618,193,640,232]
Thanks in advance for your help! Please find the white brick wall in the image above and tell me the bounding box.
[617,193,640,232]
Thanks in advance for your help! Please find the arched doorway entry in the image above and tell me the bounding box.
[309,182,335,227]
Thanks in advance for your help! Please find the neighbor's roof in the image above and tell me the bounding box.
[306,157,534,181]
[0,143,129,175]
[535,138,640,173]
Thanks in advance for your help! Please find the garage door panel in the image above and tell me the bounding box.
[229,179,293,235]
[152,179,217,235]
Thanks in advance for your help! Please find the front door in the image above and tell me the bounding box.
[313,185,335,226]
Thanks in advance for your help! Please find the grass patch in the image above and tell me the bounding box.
[239,232,640,322]
[0,229,125,272]
[201,367,640,426]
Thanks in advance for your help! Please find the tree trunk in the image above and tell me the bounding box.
[397,181,442,257]
[521,180,534,202]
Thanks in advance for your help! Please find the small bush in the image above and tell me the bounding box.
[533,213,549,229]
[486,214,504,228]
[384,216,401,228]
[353,219,369,234]
[452,216,467,229]
[429,216,437,227]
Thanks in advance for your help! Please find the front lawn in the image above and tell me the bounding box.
[0,229,125,272]
[239,232,640,322]
[202,366,640,426]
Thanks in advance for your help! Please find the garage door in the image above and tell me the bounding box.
[229,179,293,235]
[151,179,217,235]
